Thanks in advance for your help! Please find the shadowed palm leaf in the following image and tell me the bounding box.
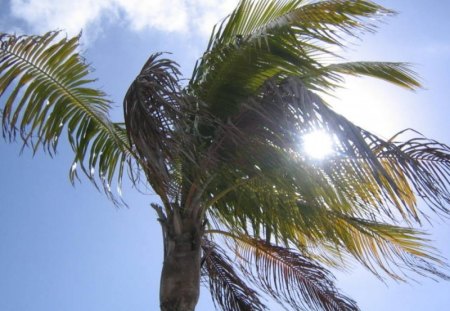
[124,53,186,203]
[203,78,450,284]
[202,239,266,311]
[204,232,359,311]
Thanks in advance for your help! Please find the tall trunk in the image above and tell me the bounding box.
[159,215,202,311]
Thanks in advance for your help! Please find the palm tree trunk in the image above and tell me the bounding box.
[159,216,202,311]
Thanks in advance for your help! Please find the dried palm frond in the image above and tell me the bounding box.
[202,238,266,311]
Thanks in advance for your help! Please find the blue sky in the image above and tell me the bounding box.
[1,0,450,310]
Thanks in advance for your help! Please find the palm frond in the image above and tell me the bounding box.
[0,32,132,200]
[189,0,410,120]
[207,179,449,282]
[202,238,266,311]
[206,0,392,50]
[211,232,360,311]
[333,215,450,281]
[69,122,131,201]
[377,129,450,215]
[204,77,423,223]
[203,76,450,281]
[322,62,421,90]
[124,52,189,204]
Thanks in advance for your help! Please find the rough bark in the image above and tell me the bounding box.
[159,215,203,311]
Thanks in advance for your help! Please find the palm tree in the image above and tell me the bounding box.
[2,1,450,310]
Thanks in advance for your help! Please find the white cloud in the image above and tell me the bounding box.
[113,0,188,32]
[189,0,239,37]
[10,0,112,35]
[9,0,239,39]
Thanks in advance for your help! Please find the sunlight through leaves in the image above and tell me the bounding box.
[302,131,334,159]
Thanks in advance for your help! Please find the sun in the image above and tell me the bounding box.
[302,130,334,159]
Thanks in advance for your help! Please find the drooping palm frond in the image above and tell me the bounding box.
[0,32,132,200]
[202,238,266,311]
[206,231,360,311]
[207,178,449,281]
[204,76,450,222]
[332,215,450,281]
[189,0,418,119]
[202,76,450,281]
[376,130,450,215]
[124,53,190,206]
[69,122,130,200]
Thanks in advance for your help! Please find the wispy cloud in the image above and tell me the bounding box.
[10,0,238,39]
[10,0,113,36]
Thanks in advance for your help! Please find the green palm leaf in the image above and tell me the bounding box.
[322,62,421,90]
[190,0,416,120]
[332,215,449,281]
[202,77,428,224]
[203,77,450,281]
[207,177,448,281]
[0,32,132,200]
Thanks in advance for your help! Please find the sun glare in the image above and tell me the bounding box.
[302,131,334,159]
